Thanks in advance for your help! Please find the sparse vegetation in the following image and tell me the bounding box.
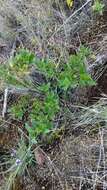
[0,0,107,190]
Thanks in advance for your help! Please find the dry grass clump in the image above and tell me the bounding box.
[0,0,68,60]
[53,128,107,190]
[0,0,95,61]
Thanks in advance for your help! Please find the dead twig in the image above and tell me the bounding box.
[2,88,8,118]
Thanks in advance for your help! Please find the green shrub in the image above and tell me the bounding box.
[92,0,104,15]
[0,46,96,190]
[0,46,96,143]
[58,46,95,90]
[9,49,35,73]
[10,95,31,120]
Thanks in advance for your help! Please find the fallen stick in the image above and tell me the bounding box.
[2,88,8,118]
